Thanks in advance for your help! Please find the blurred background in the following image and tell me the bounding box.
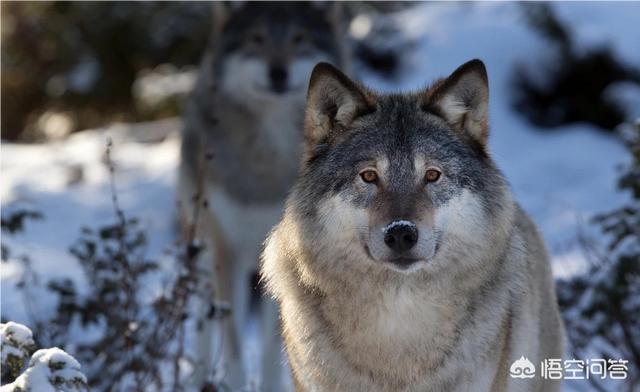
[1,2,639,391]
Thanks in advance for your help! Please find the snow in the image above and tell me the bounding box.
[382,220,416,233]
[1,347,88,392]
[1,120,180,324]
[552,3,640,66]
[1,322,35,366]
[133,65,196,110]
[1,322,34,348]
[1,2,637,391]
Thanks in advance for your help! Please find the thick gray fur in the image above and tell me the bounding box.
[261,60,565,392]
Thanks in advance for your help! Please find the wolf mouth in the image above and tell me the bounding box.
[364,244,428,270]
[387,257,423,266]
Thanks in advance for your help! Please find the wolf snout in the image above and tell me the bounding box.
[383,221,418,253]
[269,64,288,93]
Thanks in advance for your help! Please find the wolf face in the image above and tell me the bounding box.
[291,60,513,275]
[213,2,342,104]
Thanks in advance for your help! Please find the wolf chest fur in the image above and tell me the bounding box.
[261,60,565,392]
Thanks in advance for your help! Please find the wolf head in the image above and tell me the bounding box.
[210,2,344,104]
[288,60,514,275]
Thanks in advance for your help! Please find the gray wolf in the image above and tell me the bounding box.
[261,60,565,391]
[177,2,348,390]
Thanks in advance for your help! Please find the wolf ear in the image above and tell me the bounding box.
[211,2,229,34]
[304,63,375,148]
[423,59,489,146]
[211,2,245,33]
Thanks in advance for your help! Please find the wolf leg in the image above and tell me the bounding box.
[189,210,245,389]
[219,257,258,390]
[260,295,284,392]
[190,244,221,389]
[176,168,219,389]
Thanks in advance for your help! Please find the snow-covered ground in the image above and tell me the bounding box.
[1,2,638,391]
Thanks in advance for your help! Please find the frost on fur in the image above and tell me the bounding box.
[1,323,88,392]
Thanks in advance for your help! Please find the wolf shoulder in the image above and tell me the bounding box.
[509,203,566,355]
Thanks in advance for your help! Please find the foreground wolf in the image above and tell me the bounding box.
[261,60,565,391]
[178,2,347,390]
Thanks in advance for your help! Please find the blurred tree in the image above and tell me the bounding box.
[512,3,640,132]
[343,1,414,78]
[1,2,211,141]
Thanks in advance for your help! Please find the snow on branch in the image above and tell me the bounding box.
[1,322,89,392]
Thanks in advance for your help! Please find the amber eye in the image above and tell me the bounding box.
[425,169,441,183]
[360,170,378,184]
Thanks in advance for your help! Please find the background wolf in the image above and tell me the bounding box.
[177,2,348,390]
[261,60,565,391]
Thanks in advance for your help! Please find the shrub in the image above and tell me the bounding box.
[558,122,640,391]
[1,322,89,392]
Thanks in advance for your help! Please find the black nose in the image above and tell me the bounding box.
[269,65,288,93]
[384,222,418,253]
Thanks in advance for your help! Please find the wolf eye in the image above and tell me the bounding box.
[360,170,378,184]
[425,169,441,183]
[292,33,306,45]
[251,33,264,44]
